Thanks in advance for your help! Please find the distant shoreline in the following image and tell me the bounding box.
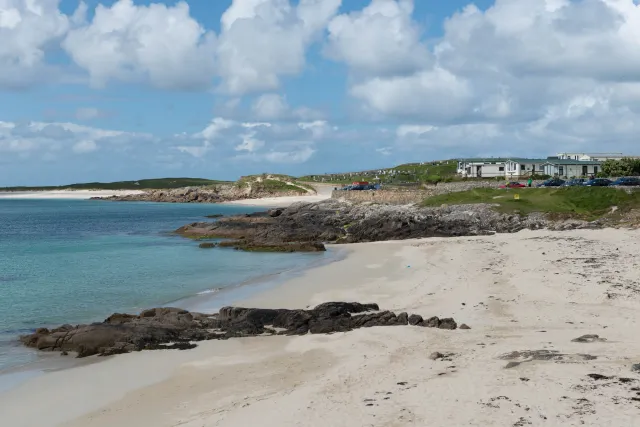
[0,190,145,200]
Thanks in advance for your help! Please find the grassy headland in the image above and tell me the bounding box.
[0,178,230,191]
[421,187,640,220]
[235,174,315,194]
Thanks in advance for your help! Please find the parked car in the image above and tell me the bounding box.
[564,178,586,187]
[537,178,565,187]
[499,182,526,189]
[610,177,640,186]
[584,178,612,187]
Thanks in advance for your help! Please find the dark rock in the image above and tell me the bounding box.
[423,316,440,328]
[571,334,606,343]
[217,240,326,253]
[174,199,589,251]
[587,373,612,381]
[396,312,409,325]
[505,361,521,369]
[429,352,444,360]
[631,364,640,372]
[20,301,457,357]
[459,323,471,330]
[198,242,216,249]
[268,208,284,217]
[438,318,458,330]
[205,214,224,218]
[408,314,423,326]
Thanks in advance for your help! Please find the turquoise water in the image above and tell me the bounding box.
[0,199,327,374]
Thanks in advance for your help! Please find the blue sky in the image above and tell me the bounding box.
[2,0,640,185]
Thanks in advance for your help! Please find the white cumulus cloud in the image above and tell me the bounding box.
[0,0,70,88]
[62,0,217,89]
[216,0,341,94]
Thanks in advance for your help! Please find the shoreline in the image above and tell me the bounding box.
[4,228,640,426]
[0,190,145,200]
[0,186,334,205]
[0,244,343,392]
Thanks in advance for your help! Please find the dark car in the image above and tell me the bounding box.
[584,178,612,187]
[611,177,640,186]
[537,178,565,187]
[564,178,586,187]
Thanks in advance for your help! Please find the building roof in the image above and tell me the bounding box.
[504,158,550,163]
[543,159,602,165]
[457,158,508,163]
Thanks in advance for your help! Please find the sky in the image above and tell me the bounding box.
[2,0,640,185]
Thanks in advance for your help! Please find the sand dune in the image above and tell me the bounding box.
[2,228,640,426]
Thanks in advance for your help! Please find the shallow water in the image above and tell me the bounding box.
[0,199,327,374]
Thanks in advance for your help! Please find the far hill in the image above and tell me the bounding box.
[0,178,230,192]
[298,160,458,185]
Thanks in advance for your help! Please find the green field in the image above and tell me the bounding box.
[299,160,459,185]
[421,187,640,220]
[0,177,230,191]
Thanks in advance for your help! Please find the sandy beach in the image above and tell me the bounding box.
[223,183,335,207]
[0,190,145,200]
[2,228,640,426]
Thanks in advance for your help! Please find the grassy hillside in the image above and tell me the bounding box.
[299,160,458,185]
[235,174,315,194]
[0,178,230,191]
[421,187,640,220]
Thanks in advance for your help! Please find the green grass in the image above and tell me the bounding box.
[235,175,312,193]
[421,187,640,220]
[0,177,229,191]
[298,160,459,185]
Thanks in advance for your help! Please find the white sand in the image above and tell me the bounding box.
[3,228,640,426]
[224,184,335,207]
[0,190,145,200]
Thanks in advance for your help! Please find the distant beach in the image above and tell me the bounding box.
[0,190,145,200]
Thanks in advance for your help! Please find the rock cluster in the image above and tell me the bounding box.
[20,302,459,358]
[92,185,307,204]
[177,199,596,251]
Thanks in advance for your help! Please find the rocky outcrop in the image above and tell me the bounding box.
[92,175,316,204]
[176,199,597,246]
[92,185,309,204]
[20,303,459,358]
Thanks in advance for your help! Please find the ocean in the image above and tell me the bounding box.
[0,199,329,380]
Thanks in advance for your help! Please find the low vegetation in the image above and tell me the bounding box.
[421,187,640,220]
[235,174,314,194]
[299,160,459,185]
[0,178,229,191]
[600,158,640,177]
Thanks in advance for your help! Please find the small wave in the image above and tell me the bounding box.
[197,287,222,295]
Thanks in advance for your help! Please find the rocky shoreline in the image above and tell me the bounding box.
[20,303,461,358]
[19,199,604,356]
[91,184,312,204]
[177,198,600,252]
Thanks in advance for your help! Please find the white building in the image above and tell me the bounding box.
[542,159,601,177]
[556,152,640,162]
[457,158,508,178]
[458,157,603,178]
